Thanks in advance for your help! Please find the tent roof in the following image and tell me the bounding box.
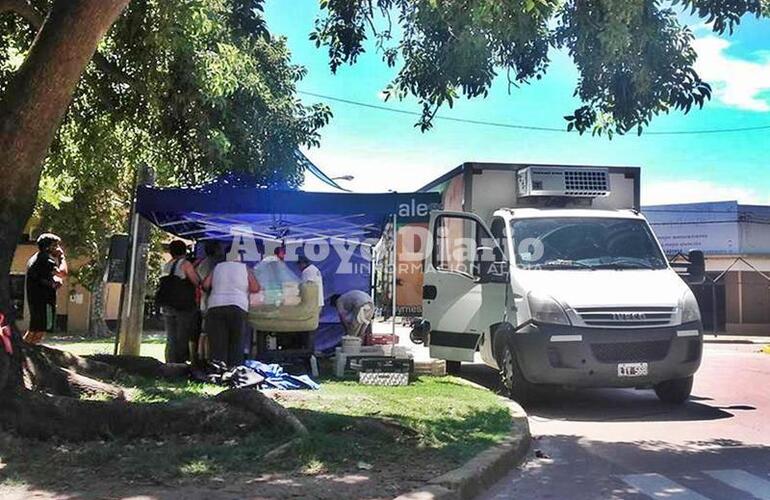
[136,184,440,244]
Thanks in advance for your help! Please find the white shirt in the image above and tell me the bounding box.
[301,264,324,307]
[207,261,250,312]
[195,257,221,312]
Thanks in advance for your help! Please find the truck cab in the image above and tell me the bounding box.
[414,166,703,404]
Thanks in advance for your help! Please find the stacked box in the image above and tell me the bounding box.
[413,359,446,376]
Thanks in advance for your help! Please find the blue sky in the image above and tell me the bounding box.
[264,2,770,205]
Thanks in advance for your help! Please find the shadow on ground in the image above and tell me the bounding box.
[0,400,507,499]
[481,434,770,500]
[458,362,751,423]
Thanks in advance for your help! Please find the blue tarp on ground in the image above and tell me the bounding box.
[135,180,440,351]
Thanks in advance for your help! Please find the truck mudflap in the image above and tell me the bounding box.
[429,331,480,362]
[512,321,703,387]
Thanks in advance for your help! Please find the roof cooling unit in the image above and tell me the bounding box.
[517,166,611,198]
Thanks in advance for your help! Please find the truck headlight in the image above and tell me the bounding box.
[681,292,701,324]
[527,292,571,326]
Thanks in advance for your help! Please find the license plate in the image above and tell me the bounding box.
[617,362,648,377]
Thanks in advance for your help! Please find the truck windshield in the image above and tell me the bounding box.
[511,217,668,270]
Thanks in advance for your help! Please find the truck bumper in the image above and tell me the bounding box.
[512,322,703,387]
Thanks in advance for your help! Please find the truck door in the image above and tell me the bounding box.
[423,211,508,362]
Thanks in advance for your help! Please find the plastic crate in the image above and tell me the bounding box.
[359,371,409,386]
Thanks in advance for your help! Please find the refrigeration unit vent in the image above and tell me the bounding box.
[517,167,610,198]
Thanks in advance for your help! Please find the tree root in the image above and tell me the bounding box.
[21,343,124,399]
[59,367,125,399]
[264,436,304,461]
[0,387,305,442]
[215,387,308,436]
[1,341,306,445]
[33,344,119,380]
[87,353,190,380]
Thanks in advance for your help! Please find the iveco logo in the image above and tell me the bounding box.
[612,312,646,321]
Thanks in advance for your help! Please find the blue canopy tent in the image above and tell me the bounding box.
[135,181,441,352]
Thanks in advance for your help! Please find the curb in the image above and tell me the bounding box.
[703,339,758,345]
[702,337,769,345]
[395,380,531,500]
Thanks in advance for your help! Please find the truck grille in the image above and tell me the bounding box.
[591,340,670,363]
[575,306,676,328]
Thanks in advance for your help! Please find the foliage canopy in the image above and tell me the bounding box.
[1,0,331,288]
[312,0,767,135]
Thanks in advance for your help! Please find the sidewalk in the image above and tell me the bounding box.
[701,334,770,344]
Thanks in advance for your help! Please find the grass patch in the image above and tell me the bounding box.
[280,377,511,463]
[120,375,223,403]
[44,334,166,361]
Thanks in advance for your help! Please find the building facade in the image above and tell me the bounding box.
[643,201,770,336]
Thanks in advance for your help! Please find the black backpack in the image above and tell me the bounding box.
[155,259,196,310]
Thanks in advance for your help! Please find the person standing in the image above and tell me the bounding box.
[203,257,260,366]
[160,240,200,363]
[330,290,374,338]
[194,241,224,362]
[298,251,324,308]
[24,233,67,344]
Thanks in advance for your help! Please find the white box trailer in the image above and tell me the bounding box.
[419,162,641,221]
[412,163,704,404]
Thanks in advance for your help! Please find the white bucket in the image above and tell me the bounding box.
[341,335,362,354]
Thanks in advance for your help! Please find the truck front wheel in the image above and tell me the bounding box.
[498,338,540,404]
[654,376,693,404]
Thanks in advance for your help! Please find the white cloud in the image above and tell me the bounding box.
[643,180,770,206]
[693,36,770,112]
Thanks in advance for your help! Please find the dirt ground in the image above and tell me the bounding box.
[0,421,455,500]
[0,463,452,500]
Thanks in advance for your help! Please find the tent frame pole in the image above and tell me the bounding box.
[392,212,397,338]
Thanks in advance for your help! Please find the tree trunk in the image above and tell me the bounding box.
[88,278,111,338]
[0,0,130,390]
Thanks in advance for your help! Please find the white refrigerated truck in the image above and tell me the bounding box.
[411,163,704,404]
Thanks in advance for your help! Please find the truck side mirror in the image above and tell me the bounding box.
[687,250,706,284]
[476,246,509,284]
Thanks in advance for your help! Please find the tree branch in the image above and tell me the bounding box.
[92,52,136,86]
[0,0,136,88]
[0,0,44,30]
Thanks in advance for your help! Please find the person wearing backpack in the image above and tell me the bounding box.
[158,240,200,363]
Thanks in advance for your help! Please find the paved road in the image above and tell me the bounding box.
[470,343,770,500]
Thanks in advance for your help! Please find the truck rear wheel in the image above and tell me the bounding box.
[497,338,540,404]
[654,376,693,404]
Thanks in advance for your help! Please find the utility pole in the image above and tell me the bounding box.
[117,164,155,356]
